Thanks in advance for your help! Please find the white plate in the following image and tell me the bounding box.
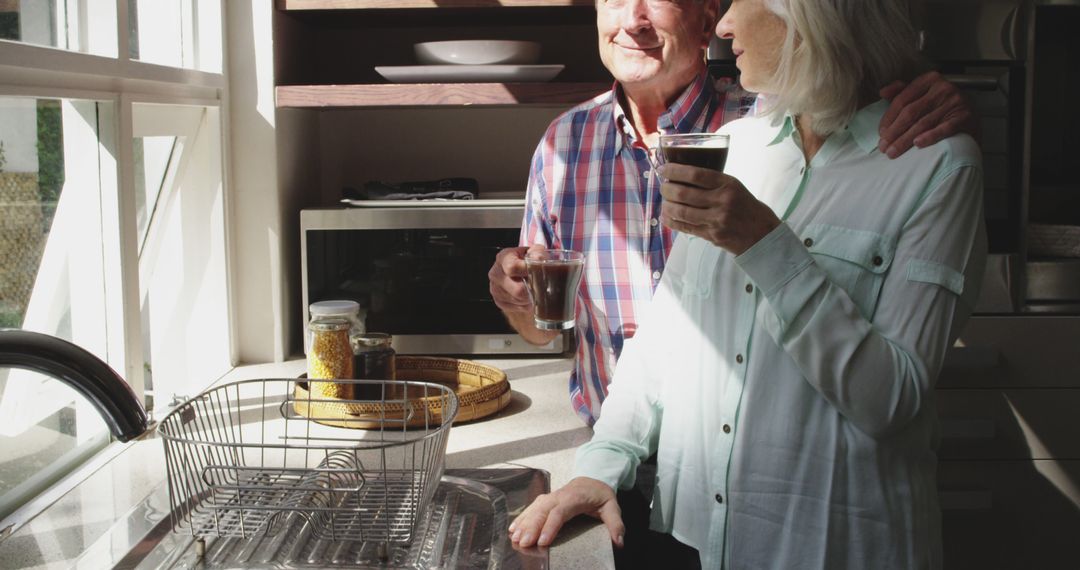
[374,64,564,83]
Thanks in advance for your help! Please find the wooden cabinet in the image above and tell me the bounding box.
[938,460,1080,569]
[278,0,593,9]
[271,1,612,205]
[937,316,1080,568]
[273,2,608,108]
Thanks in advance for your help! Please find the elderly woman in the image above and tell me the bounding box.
[509,0,986,568]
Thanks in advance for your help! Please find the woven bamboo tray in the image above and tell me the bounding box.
[294,356,511,429]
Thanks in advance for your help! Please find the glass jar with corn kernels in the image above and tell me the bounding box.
[306,318,354,400]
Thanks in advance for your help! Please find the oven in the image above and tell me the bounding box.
[301,203,566,356]
[914,0,1080,313]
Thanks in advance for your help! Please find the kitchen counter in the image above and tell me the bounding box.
[0,357,614,569]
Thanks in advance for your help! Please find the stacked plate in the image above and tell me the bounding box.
[375,40,564,83]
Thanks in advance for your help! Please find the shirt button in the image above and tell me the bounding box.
[745,283,753,293]
[804,237,814,248]
[650,217,659,227]
[715,493,724,504]
[799,166,806,175]
[643,170,651,179]
[872,255,884,266]
[723,424,732,434]
[652,271,661,280]
[736,354,744,364]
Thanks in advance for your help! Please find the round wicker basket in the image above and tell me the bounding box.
[293,356,511,429]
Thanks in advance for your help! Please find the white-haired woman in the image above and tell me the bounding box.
[509,0,986,567]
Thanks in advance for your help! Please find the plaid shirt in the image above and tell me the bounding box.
[521,72,757,425]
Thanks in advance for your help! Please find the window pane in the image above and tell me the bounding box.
[133,136,179,250]
[128,0,222,72]
[134,104,229,404]
[0,96,112,520]
[0,0,118,57]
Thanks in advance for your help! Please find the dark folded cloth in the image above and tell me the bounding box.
[343,178,478,201]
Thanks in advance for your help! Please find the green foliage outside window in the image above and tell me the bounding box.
[0,12,17,42]
[37,101,64,223]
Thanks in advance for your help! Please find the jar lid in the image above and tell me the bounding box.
[310,300,360,317]
[353,332,392,347]
[309,318,351,332]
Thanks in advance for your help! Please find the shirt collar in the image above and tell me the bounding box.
[766,99,888,153]
[767,114,797,147]
[847,99,889,154]
[611,71,717,153]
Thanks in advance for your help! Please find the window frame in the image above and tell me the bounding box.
[0,0,233,535]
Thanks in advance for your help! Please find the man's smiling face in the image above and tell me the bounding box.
[596,0,718,91]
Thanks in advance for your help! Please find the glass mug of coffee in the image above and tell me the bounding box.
[524,249,585,330]
[658,132,730,171]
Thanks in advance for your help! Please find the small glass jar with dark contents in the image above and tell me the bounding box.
[351,333,395,400]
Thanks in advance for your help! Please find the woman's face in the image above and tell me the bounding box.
[716,0,787,93]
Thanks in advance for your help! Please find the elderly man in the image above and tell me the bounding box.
[489,0,974,428]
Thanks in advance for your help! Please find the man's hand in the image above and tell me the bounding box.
[489,246,534,314]
[509,477,624,548]
[878,71,978,159]
[658,163,780,255]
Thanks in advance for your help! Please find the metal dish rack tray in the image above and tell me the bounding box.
[158,379,458,545]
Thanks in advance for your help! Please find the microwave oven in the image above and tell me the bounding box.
[300,203,566,355]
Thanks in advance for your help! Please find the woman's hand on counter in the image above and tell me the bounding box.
[509,476,624,548]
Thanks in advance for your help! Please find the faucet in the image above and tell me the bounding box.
[0,329,149,442]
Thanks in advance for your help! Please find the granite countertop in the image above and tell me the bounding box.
[0,357,614,569]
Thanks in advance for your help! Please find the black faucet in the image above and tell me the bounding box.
[0,329,149,442]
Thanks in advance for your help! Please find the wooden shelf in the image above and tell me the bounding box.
[278,0,593,9]
[276,82,609,108]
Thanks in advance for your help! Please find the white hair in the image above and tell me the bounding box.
[759,0,922,136]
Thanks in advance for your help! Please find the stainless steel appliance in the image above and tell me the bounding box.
[918,0,1030,312]
[910,0,1080,313]
[301,203,566,355]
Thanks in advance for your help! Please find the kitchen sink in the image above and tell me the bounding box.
[75,468,549,569]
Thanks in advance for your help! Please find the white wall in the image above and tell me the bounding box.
[226,0,290,363]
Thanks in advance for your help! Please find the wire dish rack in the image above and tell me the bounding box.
[158,379,458,546]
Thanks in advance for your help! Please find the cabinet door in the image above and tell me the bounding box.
[936,389,1080,459]
[938,460,1080,569]
[941,316,1080,388]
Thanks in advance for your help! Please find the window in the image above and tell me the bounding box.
[0,0,118,57]
[0,0,228,525]
[0,96,114,519]
[128,0,222,72]
[133,103,230,404]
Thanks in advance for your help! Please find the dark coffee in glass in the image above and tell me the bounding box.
[659,133,730,172]
[524,250,585,330]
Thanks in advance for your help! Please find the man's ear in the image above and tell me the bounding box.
[703,0,722,37]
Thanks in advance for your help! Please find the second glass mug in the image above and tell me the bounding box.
[523,249,585,330]
[658,132,730,171]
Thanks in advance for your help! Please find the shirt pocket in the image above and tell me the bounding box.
[802,223,896,319]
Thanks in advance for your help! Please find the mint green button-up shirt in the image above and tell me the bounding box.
[575,100,987,569]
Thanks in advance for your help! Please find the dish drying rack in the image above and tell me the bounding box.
[158,378,458,548]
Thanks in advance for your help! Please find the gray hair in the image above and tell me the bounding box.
[760,0,922,135]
